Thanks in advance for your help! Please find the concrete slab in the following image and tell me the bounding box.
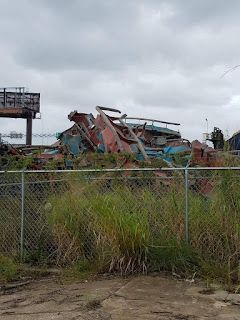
[0,276,239,320]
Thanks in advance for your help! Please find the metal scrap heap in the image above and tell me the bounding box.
[0,106,220,169]
[54,106,218,167]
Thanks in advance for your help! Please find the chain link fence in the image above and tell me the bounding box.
[1,167,240,278]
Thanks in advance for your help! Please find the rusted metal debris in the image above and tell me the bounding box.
[54,106,219,167]
[0,106,220,170]
[60,106,186,160]
[0,106,223,198]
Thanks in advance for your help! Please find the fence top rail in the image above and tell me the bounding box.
[0,167,240,174]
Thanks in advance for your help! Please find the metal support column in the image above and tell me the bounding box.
[3,88,6,108]
[26,116,32,145]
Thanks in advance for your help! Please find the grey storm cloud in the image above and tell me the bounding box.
[0,0,240,144]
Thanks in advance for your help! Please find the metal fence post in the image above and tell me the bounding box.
[185,168,189,243]
[20,170,25,261]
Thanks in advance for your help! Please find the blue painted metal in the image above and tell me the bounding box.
[164,145,189,154]
[97,144,105,153]
[228,132,240,150]
[97,133,103,141]
[60,134,83,156]
[137,154,145,160]
[65,160,73,167]
[42,150,58,155]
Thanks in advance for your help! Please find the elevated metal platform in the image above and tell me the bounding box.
[0,87,40,144]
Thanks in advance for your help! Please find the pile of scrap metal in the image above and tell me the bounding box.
[0,140,43,170]
[57,106,187,164]
[0,106,221,170]
[53,106,219,168]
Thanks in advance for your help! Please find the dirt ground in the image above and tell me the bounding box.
[0,274,240,320]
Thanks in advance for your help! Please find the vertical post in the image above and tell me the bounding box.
[3,88,6,108]
[26,117,32,145]
[185,168,189,243]
[20,171,25,262]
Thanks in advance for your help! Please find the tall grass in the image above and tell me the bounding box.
[0,254,19,281]
[45,171,240,283]
[46,176,190,274]
[1,169,240,283]
[189,170,240,282]
[87,186,151,273]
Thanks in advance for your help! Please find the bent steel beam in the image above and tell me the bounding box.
[118,116,149,161]
[96,106,124,152]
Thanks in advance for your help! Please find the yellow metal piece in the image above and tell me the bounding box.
[233,130,240,137]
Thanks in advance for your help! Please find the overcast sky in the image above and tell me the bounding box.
[1,0,240,145]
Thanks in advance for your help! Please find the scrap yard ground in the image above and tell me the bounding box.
[1,101,240,319]
[1,275,240,320]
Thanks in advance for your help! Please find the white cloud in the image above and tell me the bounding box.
[0,0,240,145]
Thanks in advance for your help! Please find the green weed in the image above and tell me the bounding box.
[0,254,20,281]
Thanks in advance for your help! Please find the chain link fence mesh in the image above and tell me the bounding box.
[188,169,240,280]
[0,172,22,256]
[0,168,240,279]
